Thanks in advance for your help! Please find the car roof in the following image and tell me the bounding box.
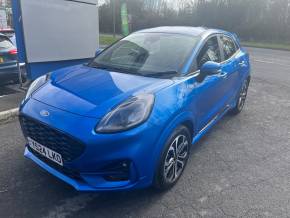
[136,26,229,37]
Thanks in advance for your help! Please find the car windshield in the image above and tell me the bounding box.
[90,33,200,78]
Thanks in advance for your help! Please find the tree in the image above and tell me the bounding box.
[99,0,290,42]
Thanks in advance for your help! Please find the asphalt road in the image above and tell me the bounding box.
[0,85,25,112]
[1,47,290,218]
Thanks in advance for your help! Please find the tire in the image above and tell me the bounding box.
[12,75,26,85]
[154,125,191,190]
[230,78,250,115]
[21,75,27,83]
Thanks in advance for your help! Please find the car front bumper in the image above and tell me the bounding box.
[24,147,146,191]
[20,98,165,191]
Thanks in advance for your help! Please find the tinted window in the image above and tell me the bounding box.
[197,36,221,69]
[91,33,200,77]
[0,36,13,49]
[220,36,237,60]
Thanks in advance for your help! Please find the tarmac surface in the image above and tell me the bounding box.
[1,47,290,218]
[0,85,25,112]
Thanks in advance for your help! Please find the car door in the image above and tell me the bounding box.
[218,35,241,104]
[193,36,229,131]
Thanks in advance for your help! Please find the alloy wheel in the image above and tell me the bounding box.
[163,134,189,184]
[237,81,249,111]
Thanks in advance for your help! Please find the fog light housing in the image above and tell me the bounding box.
[101,160,131,182]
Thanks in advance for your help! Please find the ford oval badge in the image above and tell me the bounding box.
[40,110,50,117]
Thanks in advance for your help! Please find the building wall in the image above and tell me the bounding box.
[0,0,12,29]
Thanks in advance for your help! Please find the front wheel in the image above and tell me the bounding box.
[154,125,191,190]
[230,78,250,115]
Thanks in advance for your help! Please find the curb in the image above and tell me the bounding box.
[0,108,19,124]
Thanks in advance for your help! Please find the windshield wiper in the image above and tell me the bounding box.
[142,71,179,78]
[89,62,124,72]
[89,62,113,70]
[88,62,140,75]
[89,63,179,78]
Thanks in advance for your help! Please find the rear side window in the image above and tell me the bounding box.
[0,36,13,49]
[220,36,237,60]
[197,36,221,69]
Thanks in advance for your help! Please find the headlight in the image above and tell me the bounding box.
[24,73,50,101]
[96,93,155,133]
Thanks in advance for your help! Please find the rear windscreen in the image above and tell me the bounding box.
[0,36,14,49]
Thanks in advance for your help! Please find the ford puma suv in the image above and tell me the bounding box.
[19,27,250,191]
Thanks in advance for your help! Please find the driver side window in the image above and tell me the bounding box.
[197,36,221,69]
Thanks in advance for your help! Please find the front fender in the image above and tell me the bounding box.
[150,110,195,181]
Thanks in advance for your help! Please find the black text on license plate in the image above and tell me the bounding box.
[28,137,63,166]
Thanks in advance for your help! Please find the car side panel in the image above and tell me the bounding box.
[193,74,228,131]
[219,54,240,104]
[226,48,251,107]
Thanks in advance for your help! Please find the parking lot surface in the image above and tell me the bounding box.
[1,47,290,218]
[0,85,25,112]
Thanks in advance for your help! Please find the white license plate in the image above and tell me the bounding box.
[27,137,63,166]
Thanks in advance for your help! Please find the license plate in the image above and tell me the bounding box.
[27,137,63,166]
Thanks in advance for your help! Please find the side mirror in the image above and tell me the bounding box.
[95,48,104,57]
[200,61,221,76]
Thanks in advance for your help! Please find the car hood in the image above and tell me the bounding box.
[32,65,173,118]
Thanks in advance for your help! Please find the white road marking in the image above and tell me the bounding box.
[0,94,10,98]
[253,59,290,68]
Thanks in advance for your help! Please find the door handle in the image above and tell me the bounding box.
[218,71,228,79]
[239,61,247,67]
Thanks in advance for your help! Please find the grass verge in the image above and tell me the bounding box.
[100,34,121,46]
[242,41,290,51]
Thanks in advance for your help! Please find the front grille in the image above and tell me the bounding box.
[19,115,86,163]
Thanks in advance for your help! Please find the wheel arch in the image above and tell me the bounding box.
[181,120,195,140]
[150,111,195,182]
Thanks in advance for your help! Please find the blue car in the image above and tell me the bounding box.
[19,27,250,191]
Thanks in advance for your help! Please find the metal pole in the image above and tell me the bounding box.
[113,0,116,38]
[17,57,23,88]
